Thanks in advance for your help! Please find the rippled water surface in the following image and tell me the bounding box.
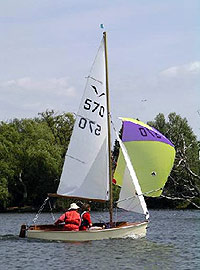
[0,210,199,270]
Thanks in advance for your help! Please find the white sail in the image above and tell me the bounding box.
[115,132,149,219]
[57,39,109,200]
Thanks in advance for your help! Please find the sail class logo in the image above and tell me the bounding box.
[91,85,105,97]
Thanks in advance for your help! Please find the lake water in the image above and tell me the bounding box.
[0,210,199,270]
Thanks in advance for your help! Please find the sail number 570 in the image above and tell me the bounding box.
[84,98,105,117]
[78,118,101,136]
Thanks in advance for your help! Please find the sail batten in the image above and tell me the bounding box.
[48,193,106,202]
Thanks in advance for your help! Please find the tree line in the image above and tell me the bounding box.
[0,110,199,211]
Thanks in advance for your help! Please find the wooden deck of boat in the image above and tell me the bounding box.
[27,221,147,231]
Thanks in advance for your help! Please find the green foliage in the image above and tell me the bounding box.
[39,110,74,159]
[0,110,75,210]
[148,112,200,208]
[0,110,199,211]
[0,177,9,209]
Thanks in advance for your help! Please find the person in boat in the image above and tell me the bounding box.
[54,203,81,231]
[79,203,92,231]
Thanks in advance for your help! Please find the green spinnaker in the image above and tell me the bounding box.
[114,118,176,197]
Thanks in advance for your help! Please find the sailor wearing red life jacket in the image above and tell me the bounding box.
[79,204,92,231]
[55,203,81,231]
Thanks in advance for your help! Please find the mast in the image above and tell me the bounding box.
[103,31,113,224]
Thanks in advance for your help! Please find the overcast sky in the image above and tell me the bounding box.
[0,0,199,139]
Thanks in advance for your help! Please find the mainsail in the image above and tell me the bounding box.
[57,38,109,201]
[114,118,175,214]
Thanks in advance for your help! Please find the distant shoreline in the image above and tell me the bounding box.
[0,205,198,213]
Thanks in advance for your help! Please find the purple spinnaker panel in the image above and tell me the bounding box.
[122,121,174,147]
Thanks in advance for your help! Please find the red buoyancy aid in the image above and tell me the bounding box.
[64,210,81,231]
[56,210,81,231]
[80,211,92,231]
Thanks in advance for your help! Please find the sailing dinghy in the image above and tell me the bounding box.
[20,32,175,241]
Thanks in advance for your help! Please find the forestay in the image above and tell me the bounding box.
[57,39,109,200]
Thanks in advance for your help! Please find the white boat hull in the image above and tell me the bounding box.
[26,221,148,242]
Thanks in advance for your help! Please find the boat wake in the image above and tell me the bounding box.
[0,234,22,241]
[122,233,146,240]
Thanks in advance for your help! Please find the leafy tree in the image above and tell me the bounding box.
[0,111,75,210]
[148,113,200,208]
[1,110,199,211]
[0,121,19,209]
[39,110,75,159]
[0,176,9,210]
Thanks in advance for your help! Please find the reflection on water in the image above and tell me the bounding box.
[0,210,199,270]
